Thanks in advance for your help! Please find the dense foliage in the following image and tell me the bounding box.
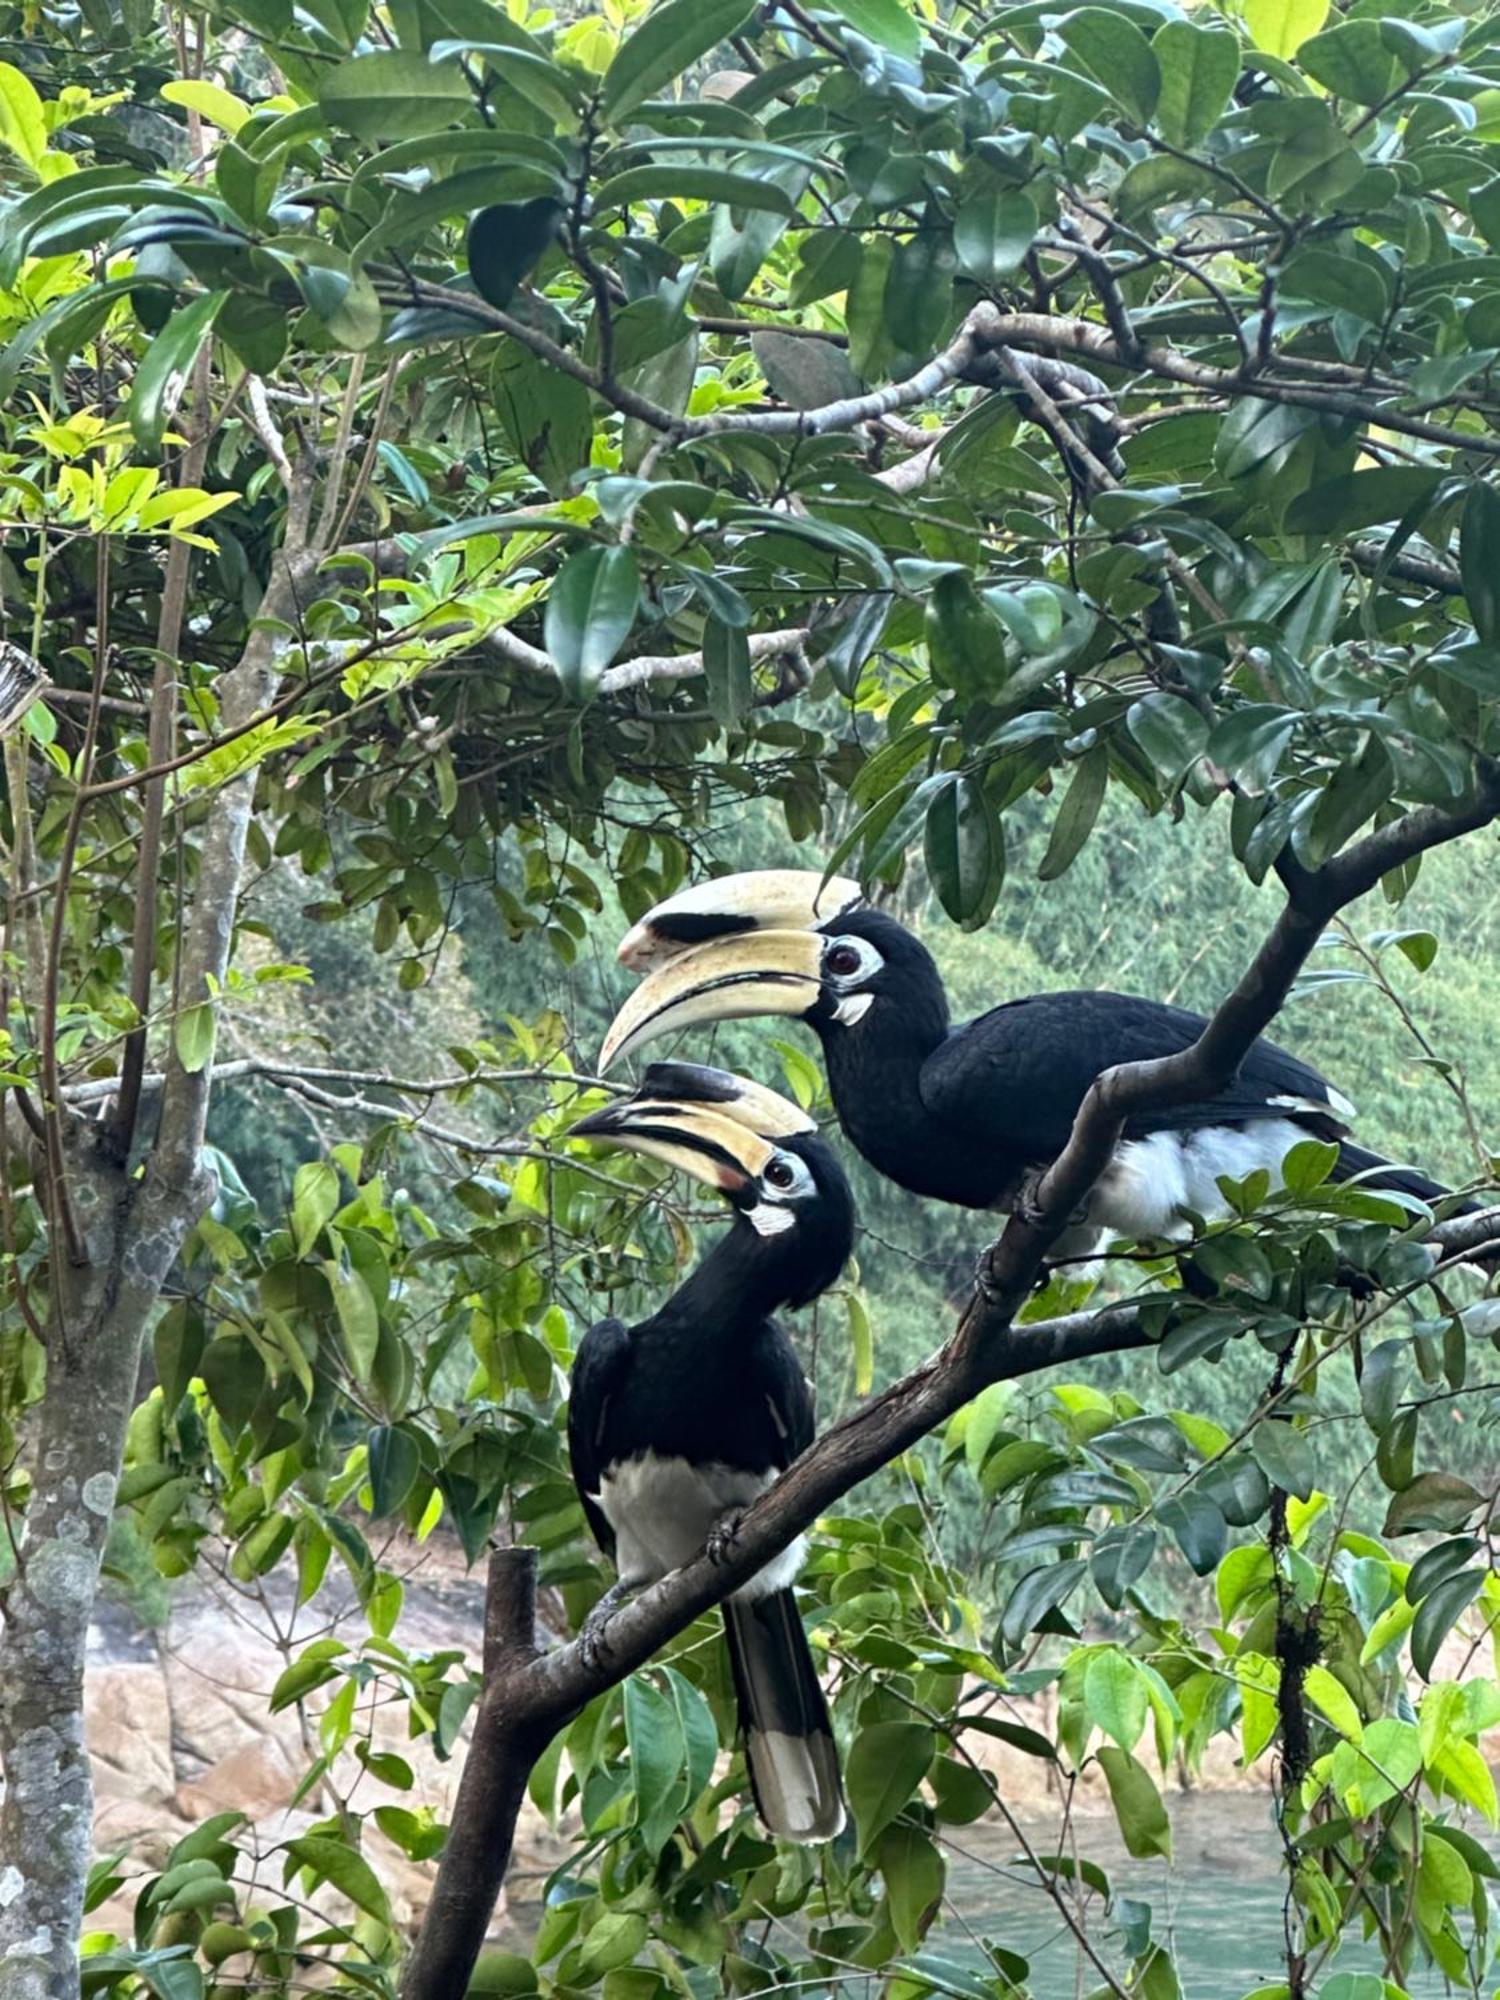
[5,0,1500,1994]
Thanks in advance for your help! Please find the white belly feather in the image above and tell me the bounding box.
[595,1452,806,1601]
[1054,1117,1314,1254]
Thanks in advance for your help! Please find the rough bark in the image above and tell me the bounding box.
[0,1129,210,1998]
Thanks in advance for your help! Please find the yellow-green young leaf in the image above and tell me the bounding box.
[846,1290,874,1396]
[575,1913,648,1981]
[1096,1746,1172,1859]
[1303,1665,1362,1742]
[0,62,46,169]
[1432,1737,1499,1824]
[292,1160,339,1257]
[1243,0,1328,59]
[1360,1592,1417,1664]
[174,1000,216,1075]
[284,1832,391,1924]
[160,79,250,133]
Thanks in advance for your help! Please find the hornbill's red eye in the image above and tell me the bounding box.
[826,943,863,978]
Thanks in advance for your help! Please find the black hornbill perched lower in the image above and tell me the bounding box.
[598,871,1470,1264]
[568,1059,851,1843]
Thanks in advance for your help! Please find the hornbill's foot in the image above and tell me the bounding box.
[578,1579,633,1672]
[975,1241,1010,1304]
[705,1509,744,1568]
[1015,1167,1052,1230]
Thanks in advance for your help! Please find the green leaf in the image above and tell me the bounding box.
[368,1425,422,1518]
[952,188,1036,285]
[467,198,564,310]
[1084,1651,1148,1751]
[1461,482,1500,645]
[1038,744,1107,881]
[1058,9,1160,125]
[662,1666,719,1805]
[1091,1524,1156,1610]
[1384,1472,1483,1536]
[1411,1570,1481,1679]
[923,774,1003,930]
[878,1823,945,1952]
[284,1832,392,1924]
[1157,1492,1227,1575]
[1284,467,1440,535]
[1298,19,1399,105]
[1280,247,1391,329]
[1243,0,1328,60]
[596,166,796,215]
[1152,21,1240,147]
[601,0,758,123]
[154,1302,206,1415]
[292,1161,340,1257]
[129,291,225,450]
[703,617,752,728]
[1126,691,1208,784]
[173,999,217,1076]
[624,1672,688,1854]
[543,545,641,703]
[823,0,919,58]
[846,1720,934,1855]
[1001,1559,1087,1647]
[1097,1746,1172,1859]
[1251,1420,1316,1501]
[200,1336,265,1432]
[1301,735,1394,867]
[318,50,472,140]
[0,61,48,169]
[325,1258,380,1380]
[576,1913,648,1980]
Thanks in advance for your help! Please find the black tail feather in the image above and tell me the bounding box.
[1334,1141,1479,1213]
[722,1589,844,1843]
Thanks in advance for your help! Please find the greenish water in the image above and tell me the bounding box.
[944,1791,1492,1999]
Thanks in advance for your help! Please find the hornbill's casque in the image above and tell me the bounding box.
[598,872,1465,1265]
[568,1059,851,1843]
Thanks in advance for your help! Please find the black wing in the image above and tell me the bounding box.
[758,1321,816,1468]
[567,1316,632,1560]
[921,989,1350,1163]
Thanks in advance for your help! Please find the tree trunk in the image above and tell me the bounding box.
[0,1129,210,2000]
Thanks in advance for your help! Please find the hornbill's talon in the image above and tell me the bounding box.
[578,1579,632,1672]
[975,1243,1007,1303]
[706,1509,744,1568]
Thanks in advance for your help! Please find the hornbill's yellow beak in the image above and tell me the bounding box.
[628,1060,816,1139]
[598,929,824,1073]
[570,1081,800,1196]
[616,869,862,974]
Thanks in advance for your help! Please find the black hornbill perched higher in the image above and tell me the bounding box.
[598,871,1467,1264]
[568,1059,851,1843]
